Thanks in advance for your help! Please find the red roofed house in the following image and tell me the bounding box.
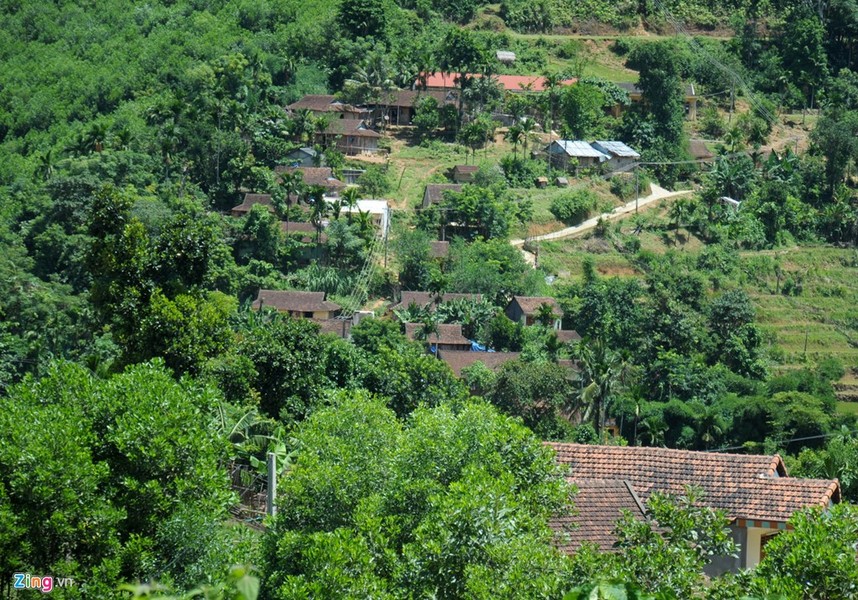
[547,443,841,574]
[252,290,341,320]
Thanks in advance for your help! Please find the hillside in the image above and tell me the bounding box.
[2,0,858,596]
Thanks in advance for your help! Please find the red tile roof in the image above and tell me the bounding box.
[511,295,562,316]
[324,119,382,138]
[390,291,482,312]
[405,323,470,346]
[313,318,352,338]
[423,183,463,206]
[252,290,341,313]
[547,444,840,523]
[555,330,581,343]
[551,479,647,553]
[419,72,576,92]
[287,95,364,114]
[231,193,273,215]
[274,167,345,189]
[375,89,452,108]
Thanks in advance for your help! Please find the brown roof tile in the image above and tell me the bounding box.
[423,184,463,206]
[555,330,581,343]
[231,193,274,215]
[287,95,363,114]
[252,290,341,313]
[438,350,521,376]
[274,166,345,189]
[511,296,562,316]
[430,240,450,259]
[390,291,483,312]
[405,323,470,345]
[324,119,382,138]
[551,479,647,553]
[313,318,352,338]
[547,443,840,523]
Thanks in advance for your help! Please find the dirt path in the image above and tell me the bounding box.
[510,184,694,247]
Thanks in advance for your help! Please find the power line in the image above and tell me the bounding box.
[709,428,858,453]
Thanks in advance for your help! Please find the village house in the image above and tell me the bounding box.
[389,291,482,313]
[252,290,341,319]
[339,199,391,237]
[452,165,479,183]
[287,95,368,120]
[320,119,382,155]
[418,72,576,94]
[547,443,841,575]
[365,89,453,126]
[405,322,472,352]
[230,193,274,217]
[282,147,318,168]
[614,82,698,120]
[547,140,610,172]
[506,296,564,328]
[429,240,450,260]
[274,166,346,196]
[422,183,463,209]
[590,141,640,172]
[439,350,522,377]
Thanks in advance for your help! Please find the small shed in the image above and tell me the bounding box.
[535,176,549,188]
[555,176,569,187]
[496,50,516,64]
[452,165,479,183]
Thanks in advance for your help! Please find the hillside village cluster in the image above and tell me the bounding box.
[226,69,844,574]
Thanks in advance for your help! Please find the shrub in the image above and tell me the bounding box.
[549,189,597,224]
[500,155,545,187]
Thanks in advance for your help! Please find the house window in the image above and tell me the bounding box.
[303,311,314,318]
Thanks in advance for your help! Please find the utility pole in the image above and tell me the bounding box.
[634,164,640,214]
[266,452,277,518]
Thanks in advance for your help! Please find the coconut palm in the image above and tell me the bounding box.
[572,336,628,436]
[506,124,523,158]
[340,187,361,224]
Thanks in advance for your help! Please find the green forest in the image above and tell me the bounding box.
[1,0,858,597]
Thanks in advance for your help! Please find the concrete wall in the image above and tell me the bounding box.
[704,525,746,577]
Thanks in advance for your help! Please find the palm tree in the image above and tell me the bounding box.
[519,117,538,157]
[417,314,441,358]
[638,415,667,447]
[340,187,361,224]
[697,404,727,449]
[307,185,329,247]
[535,302,558,328]
[505,124,523,158]
[573,337,628,437]
[346,52,397,130]
[277,171,305,230]
[36,149,55,181]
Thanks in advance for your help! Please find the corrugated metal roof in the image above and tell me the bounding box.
[592,140,640,158]
[496,50,516,62]
[552,140,610,159]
